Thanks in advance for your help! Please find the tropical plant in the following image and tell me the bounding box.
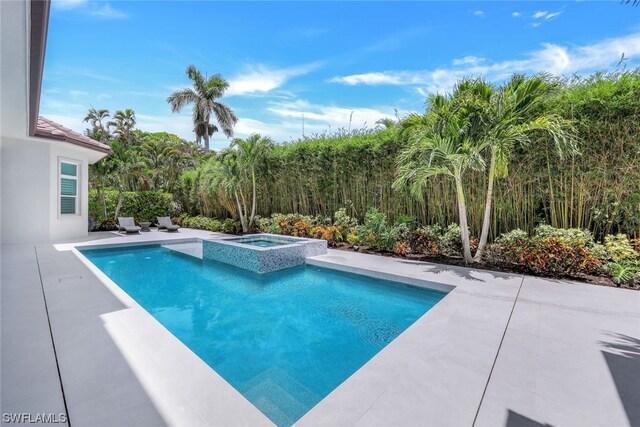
[607,261,640,285]
[202,150,250,231]
[167,65,237,150]
[83,107,110,142]
[232,134,273,230]
[471,75,578,261]
[108,108,137,145]
[394,87,486,263]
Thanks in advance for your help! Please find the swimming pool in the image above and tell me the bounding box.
[81,244,446,426]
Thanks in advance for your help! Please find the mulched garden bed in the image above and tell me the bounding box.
[332,244,638,291]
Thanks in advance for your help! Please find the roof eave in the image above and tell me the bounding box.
[29,0,50,137]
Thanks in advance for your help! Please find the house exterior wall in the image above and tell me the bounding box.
[0,0,106,245]
[48,143,93,242]
[1,136,51,244]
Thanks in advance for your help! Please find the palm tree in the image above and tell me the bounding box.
[89,157,117,219]
[108,141,147,216]
[471,75,577,261]
[108,109,137,145]
[83,107,110,142]
[394,92,485,263]
[167,65,238,150]
[204,150,249,231]
[232,134,273,230]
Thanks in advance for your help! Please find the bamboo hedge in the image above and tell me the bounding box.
[181,72,640,239]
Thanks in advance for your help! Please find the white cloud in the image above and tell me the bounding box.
[531,22,542,28]
[545,11,563,20]
[69,90,89,98]
[532,10,562,21]
[226,63,321,97]
[267,99,403,132]
[330,32,640,94]
[51,0,86,10]
[88,4,128,19]
[52,1,128,19]
[472,10,485,17]
[452,56,484,66]
[512,12,522,18]
[330,72,403,85]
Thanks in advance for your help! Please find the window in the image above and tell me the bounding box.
[59,160,80,215]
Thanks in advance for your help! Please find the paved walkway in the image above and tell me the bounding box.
[1,231,639,426]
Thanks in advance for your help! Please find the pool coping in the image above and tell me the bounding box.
[64,231,523,426]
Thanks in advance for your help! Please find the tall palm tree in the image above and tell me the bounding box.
[167,65,238,150]
[232,134,273,230]
[108,109,137,145]
[83,107,110,142]
[471,75,578,261]
[394,92,485,263]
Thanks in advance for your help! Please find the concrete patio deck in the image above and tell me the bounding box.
[1,230,639,426]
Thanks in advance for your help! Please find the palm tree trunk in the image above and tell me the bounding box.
[250,169,257,229]
[97,187,107,219]
[203,133,210,151]
[114,191,124,219]
[455,174,474,264]
[235,191,248,233]
[474,148,496,262]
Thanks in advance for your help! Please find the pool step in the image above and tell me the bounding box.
[161,242,203,259]
[243,366,320,426]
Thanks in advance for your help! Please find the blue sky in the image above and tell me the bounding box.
[42,1,640,149]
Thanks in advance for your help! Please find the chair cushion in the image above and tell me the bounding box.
[157,217,173,228]
[118,217,136,228]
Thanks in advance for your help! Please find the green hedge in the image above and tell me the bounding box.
[89,189,177,225]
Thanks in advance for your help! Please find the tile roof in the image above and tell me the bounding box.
[35,116,111,154]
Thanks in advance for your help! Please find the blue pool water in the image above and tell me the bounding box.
[228,236,295,247]
[81,245,446,426]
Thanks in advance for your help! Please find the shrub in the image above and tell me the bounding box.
[182,216,222,231]
[409,225,443,255]
[89,189,178,225]
[490,229,529,262]
[355,207,408,251]
[394,214,417,230]
[490,226,603,276]
[255,214,283,234]
[605,234,638,262]
[221,218,241,234]
[346,232,359,245]
[607,261,640,285]
[394,241,410,256]
[520,237,602,276]
[333,208,357,236]
[273,213,315,235]
[310,225,342,245]
[293,219,312,237]
[440,224,463,256]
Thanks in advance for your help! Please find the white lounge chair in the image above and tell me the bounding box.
[117,217,141,234]
[157,216,180,232]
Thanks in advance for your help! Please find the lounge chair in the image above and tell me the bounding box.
[117,217,141,234]
[157,216,180,232]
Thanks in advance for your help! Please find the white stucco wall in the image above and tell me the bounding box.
[0,0,29,138]
[0,0,107,245]
[1,136,51,244]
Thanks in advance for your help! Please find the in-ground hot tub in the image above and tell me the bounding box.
[202,234,327,273]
